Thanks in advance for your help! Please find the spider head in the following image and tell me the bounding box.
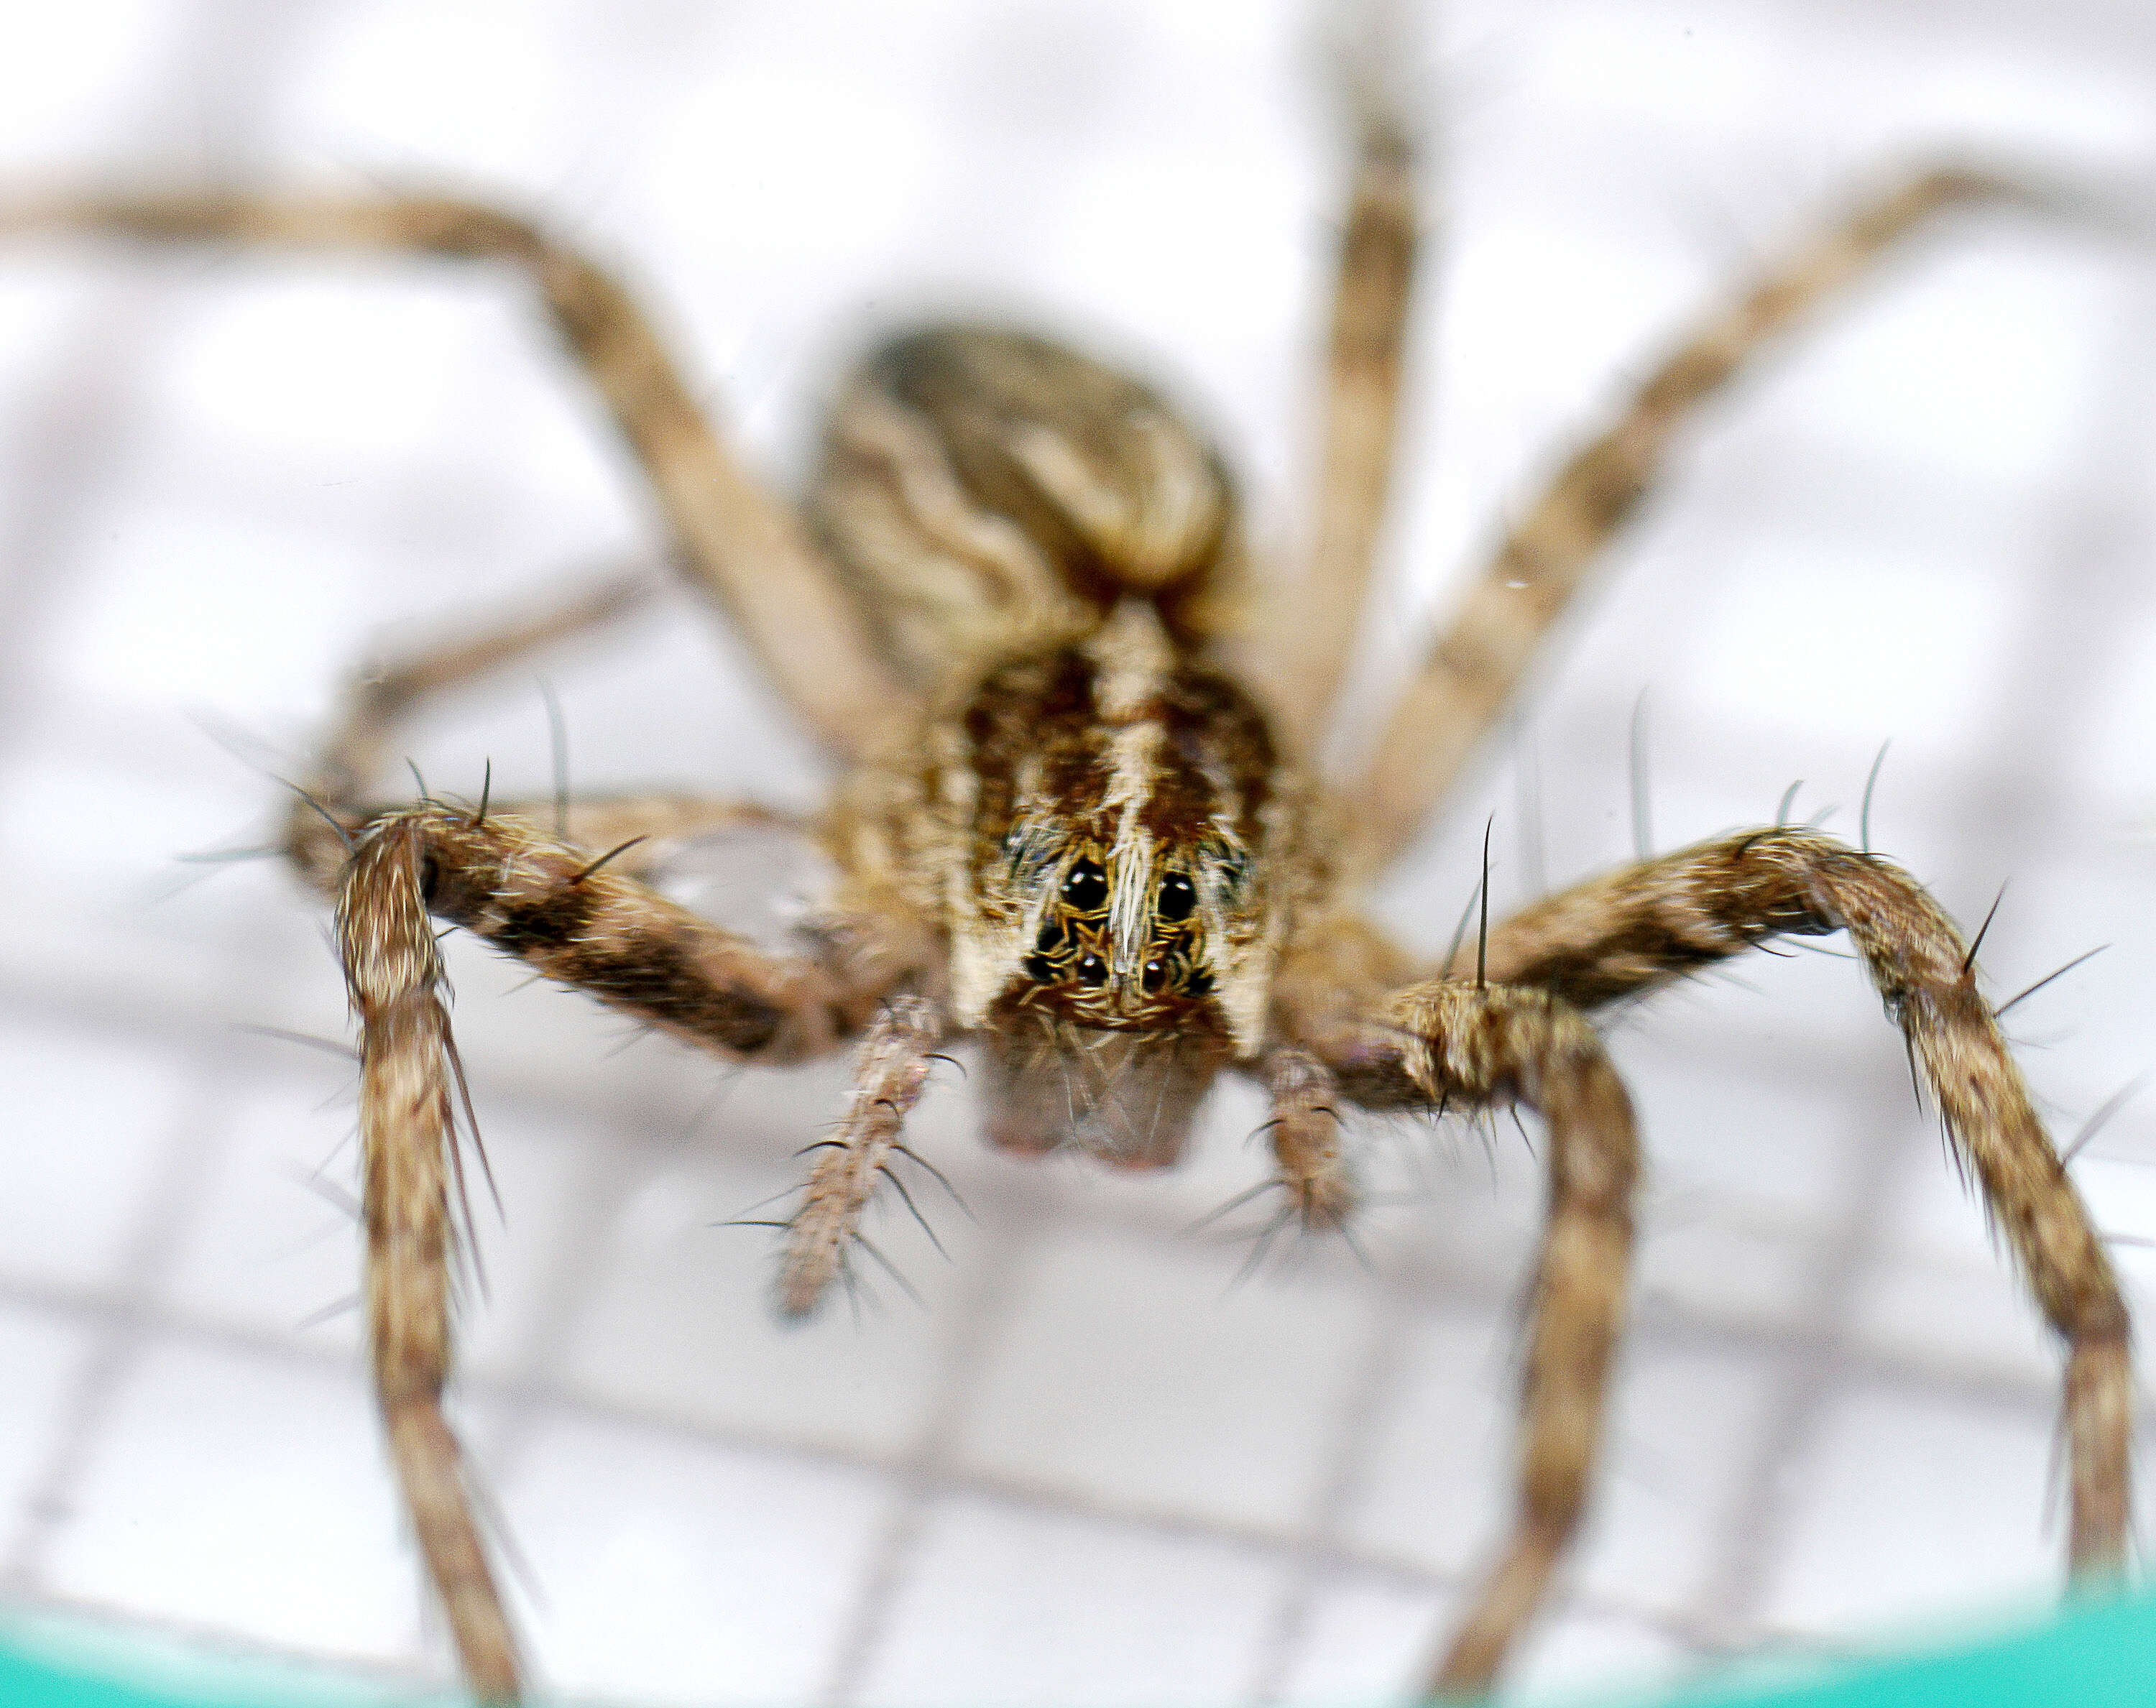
[941,701,1292,1045]
[967,830,1272,1168]
[998,838,1243,1033]
[936,606,1307,1164]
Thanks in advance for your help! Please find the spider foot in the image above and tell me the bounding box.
[1267,1048,1355,1229]
[774,996,942,1319]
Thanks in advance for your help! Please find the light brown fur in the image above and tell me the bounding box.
[1,47,2134,1708]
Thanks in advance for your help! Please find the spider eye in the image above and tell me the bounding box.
[1023,954,1056,982]
[1156,871,1195,921]
[1061,859,1108,912]
[1141,958,1167,993]
[1035,918,1067,954]
[1076,953,1108,987]
[1183,966,1214,997]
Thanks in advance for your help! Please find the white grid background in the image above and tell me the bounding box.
[2,2,2155,1704]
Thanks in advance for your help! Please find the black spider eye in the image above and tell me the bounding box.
[1156,871,1195,921]
[1184,966,1214,997]
[1141,958,1167,993]
[1034,918,1067,954]
[1061,859,1107,912]
[1023,954,1056,983]
[1076,953,1108,987]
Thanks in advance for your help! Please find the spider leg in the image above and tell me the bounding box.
[1264,1046,1355,1228]
[292,568,646,874]
[368,802,880,1061]
[338,823,509,1699]
[1340,165,2081,877]
[336,803,898,1702]
[1462,826,2132,1578]
[0,189,910,754]
[1301,982,1641,1699]
[1253,4,1421,748]
[285,570,809,886]
[308,569,655,818]
[457,794,806,885]
[775,995,944,1319]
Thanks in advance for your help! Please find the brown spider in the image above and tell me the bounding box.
[1,17,2137,1708]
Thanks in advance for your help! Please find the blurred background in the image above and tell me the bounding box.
[1,1,2155,1704]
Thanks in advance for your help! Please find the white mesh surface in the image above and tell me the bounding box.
[2,3,2155,1704]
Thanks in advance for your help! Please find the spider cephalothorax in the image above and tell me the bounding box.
[932,605,1302,1031]
[916,595,1312,1165]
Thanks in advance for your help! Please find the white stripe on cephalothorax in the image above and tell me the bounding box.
[1084,598,1173,721]
[1107,813,1155,979]
[1084,603,1174,983]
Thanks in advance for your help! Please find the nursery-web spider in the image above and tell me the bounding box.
[1,21,2133,1708]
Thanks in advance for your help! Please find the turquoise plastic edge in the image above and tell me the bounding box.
[1,1589,2151,1708]
[1656,1588,2155,1708]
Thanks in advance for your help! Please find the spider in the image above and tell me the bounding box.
[1,7,2142,1706]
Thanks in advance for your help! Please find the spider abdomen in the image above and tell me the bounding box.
[811,324,1249,687]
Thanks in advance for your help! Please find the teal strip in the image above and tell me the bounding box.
[0,1619,433,1708]
[0,1590,2150,1707]
[1659,1591,2155,1708]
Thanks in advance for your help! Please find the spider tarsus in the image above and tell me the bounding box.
[770,1251,835,1324]
[1266,1048,1357,1229]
